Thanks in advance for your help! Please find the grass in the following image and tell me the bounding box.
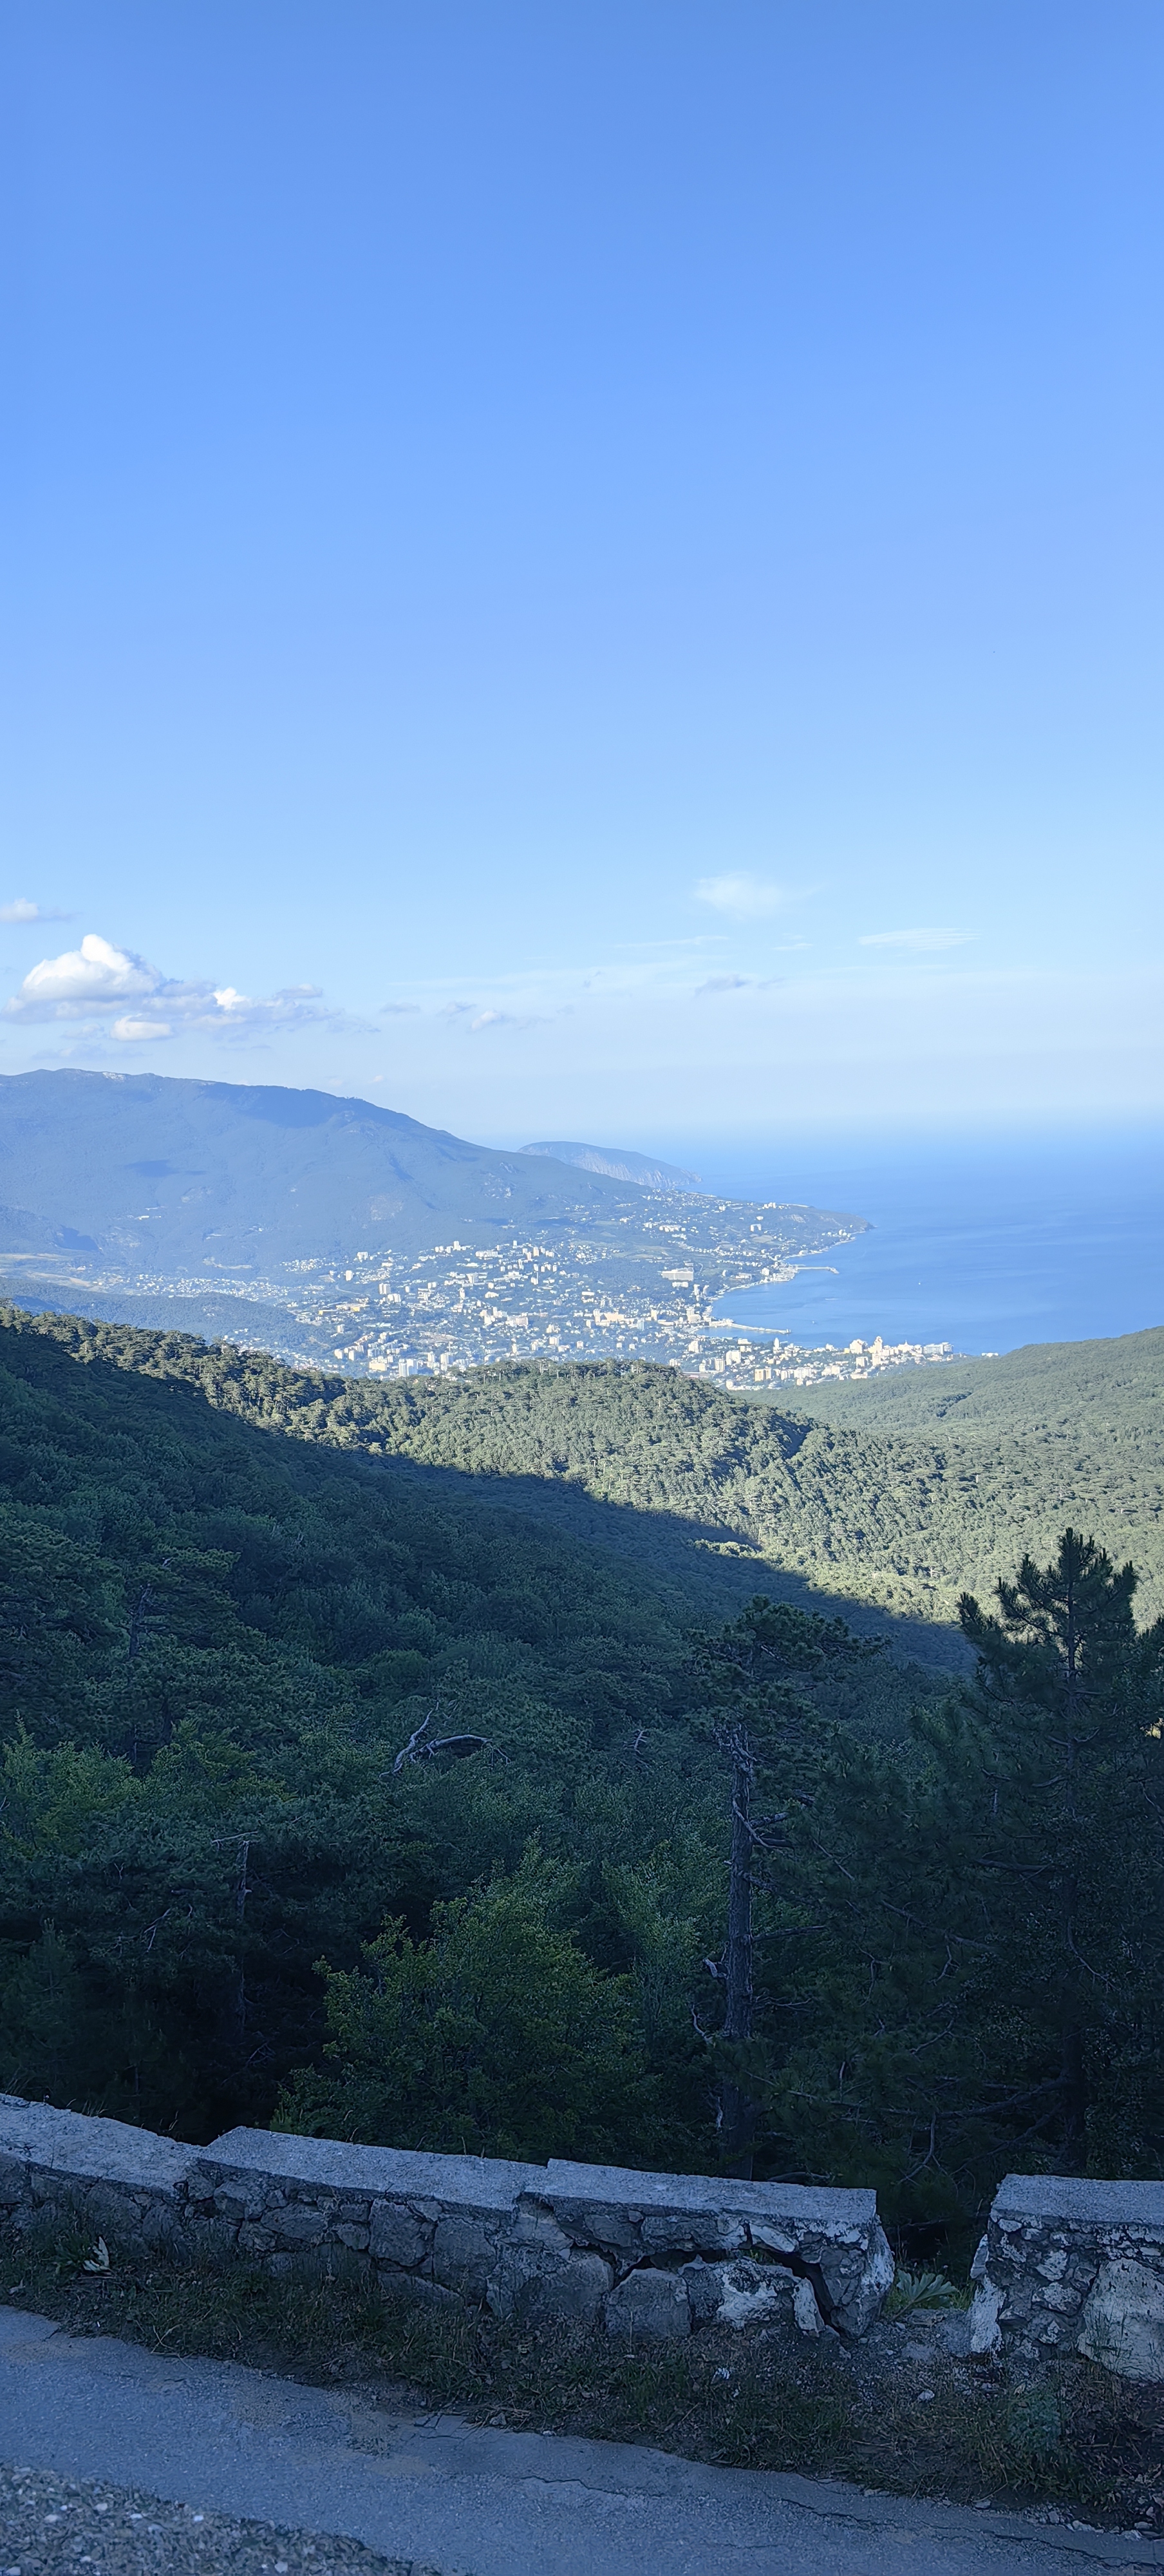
[3,2219,1163,2532]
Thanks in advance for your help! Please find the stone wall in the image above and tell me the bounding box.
[0,2094,893,2341]
[970,2174,1164,2380]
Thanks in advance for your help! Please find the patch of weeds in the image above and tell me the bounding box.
[1005,2383,1063,2465]
[885,2267,966,2318]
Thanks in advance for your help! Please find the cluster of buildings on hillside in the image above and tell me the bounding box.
[277,1249,960,1389]
[283,1238,716,1374]
[23,1206,962,1392]
[688,1334,955,1392]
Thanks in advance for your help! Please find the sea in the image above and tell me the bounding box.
[679,1126,1164,1358]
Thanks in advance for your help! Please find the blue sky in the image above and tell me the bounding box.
[3,1,1161,1148]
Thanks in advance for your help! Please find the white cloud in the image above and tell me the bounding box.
[858,927,975,951]
[113,1016,171,1042]
[0,897,71,925]
[6,933,158,1017]
[209,983,327,1031]
[3,932,332,1038]
[693,873,794,919]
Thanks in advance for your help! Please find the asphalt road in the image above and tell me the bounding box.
[3,2305,1163,2576]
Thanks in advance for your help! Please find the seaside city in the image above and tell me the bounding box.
[33,1226,959,1390]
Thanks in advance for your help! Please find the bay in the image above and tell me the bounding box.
[679,1126,1164,1357]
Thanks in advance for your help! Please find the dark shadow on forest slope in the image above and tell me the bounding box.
[365,1448,972,1673]
[0,1305,971,1674]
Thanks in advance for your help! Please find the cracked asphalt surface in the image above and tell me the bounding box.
[3,2304,1164,2575]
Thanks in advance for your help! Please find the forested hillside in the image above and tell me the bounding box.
[791,1327,1164,1441]
[3,1305,1164,2235]
[10,1305,1160,1638]
[0,1310,709,2149]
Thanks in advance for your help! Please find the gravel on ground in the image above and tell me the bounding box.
[0,2467,447,2576]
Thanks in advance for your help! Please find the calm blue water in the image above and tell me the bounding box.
[678,1129,1164,1356]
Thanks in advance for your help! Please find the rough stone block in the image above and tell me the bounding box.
[550,2200,643,2253]
[268,2204,330,2246]
[237,2224,277,2257]
[1078,2259,1164,2381]
[494,2246,613,2324]
[368,2202,426,2269]
[681,2259,724,2325]
[431,2213,496,2298]
[749,2222,798,2257]
[605,2266,691,2338]
[511,2197,573,2257]
[969,2283,1004,2356]
[84,2183,180,2252]
[641,2210,746,2256]
[540,2251,614,2322]
[681,2257,795,2331]
[793,2277,823,2337]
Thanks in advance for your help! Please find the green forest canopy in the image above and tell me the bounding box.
[3,1303,1163,2237]
[8,1305,1160,1636]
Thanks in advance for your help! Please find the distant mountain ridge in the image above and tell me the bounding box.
[0,1071,677,1272]
[520,1139,702,1190]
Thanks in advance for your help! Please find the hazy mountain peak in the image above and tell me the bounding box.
[521,1140,702,1191]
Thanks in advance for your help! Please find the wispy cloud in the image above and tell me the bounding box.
[469,1007,545,1033]
[3,931,333,1039]
[0,897,73,925]
[695,971,784,997]
[435,998,544,1034]
[693,873,796,920]
[858,927,975,952]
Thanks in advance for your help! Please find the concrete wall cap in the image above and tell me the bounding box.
[0,2094,199,2198]
[545,2159,876,2228]
[993,2174,1164,2229]
[201,2129,547,2210]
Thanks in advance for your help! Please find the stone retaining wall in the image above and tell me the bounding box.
[0,2094,893,2340]
[970,2174,1164,2380]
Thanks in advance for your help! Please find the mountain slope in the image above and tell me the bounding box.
[0,1305,924,2141]
[8,1306,1161,1640]
[0,1070,660,1269]
[0,1075,860,1300]
[772,1325,1164,1441]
